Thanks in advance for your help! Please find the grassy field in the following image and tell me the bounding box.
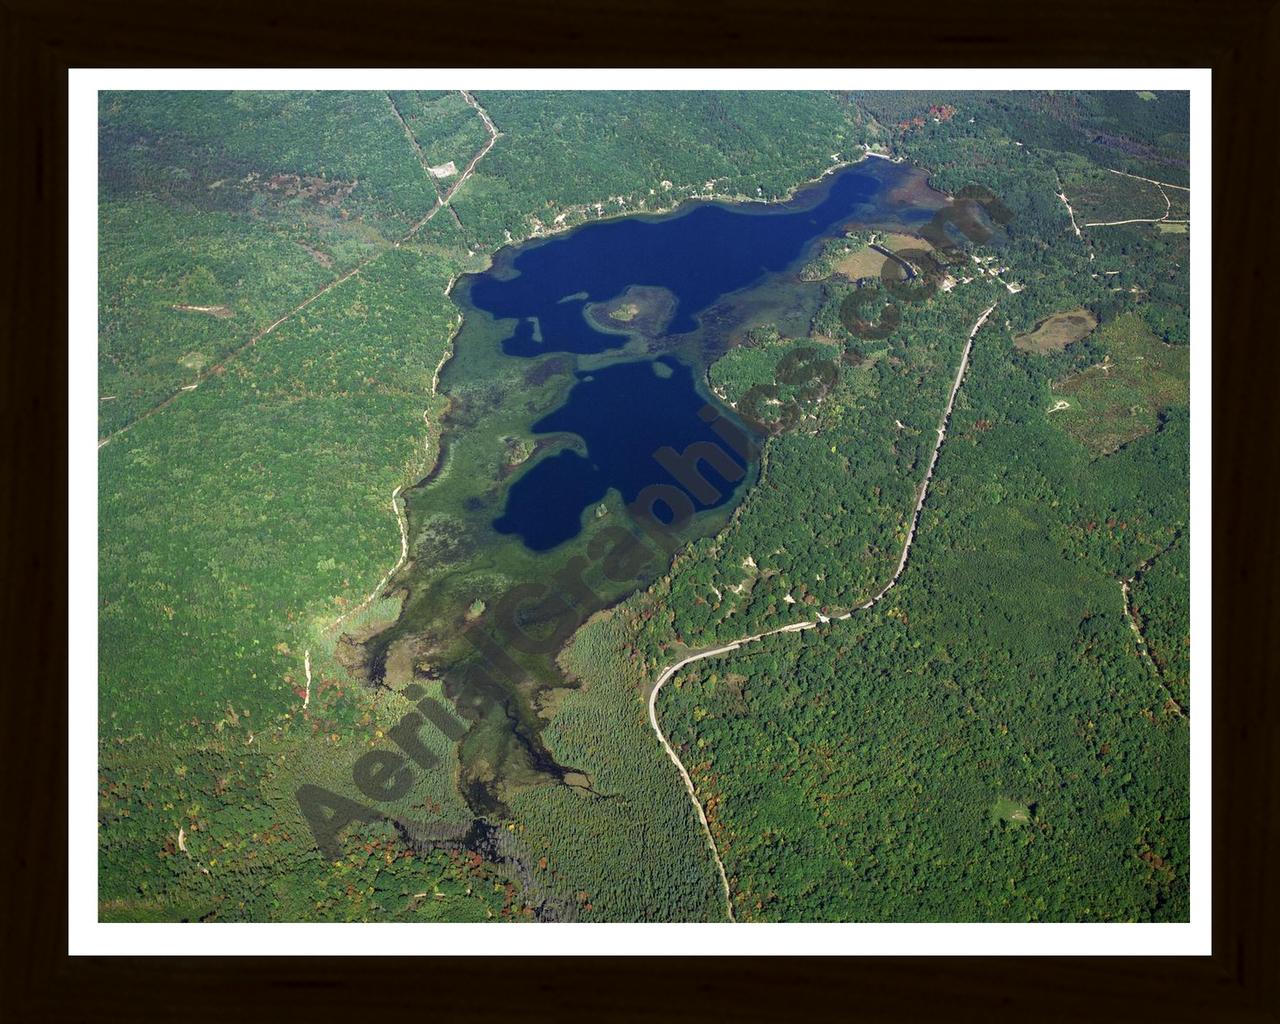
[832,245,901,281]
[1014,309,1098,353]
[878,231,934,252]
[820,231,933,283]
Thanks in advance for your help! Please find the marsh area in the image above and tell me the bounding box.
[357,157,947,821]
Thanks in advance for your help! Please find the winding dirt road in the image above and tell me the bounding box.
[648,303,996,922]
[1107,168,1190,192]
[1052,166,1190,234]
[1082,169,1189,228]
[1053,171,1082,238]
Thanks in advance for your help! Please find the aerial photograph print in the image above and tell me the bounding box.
[93,83,1196,930]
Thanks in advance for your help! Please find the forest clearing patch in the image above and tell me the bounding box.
[173,303,234,319]
[1014,309,1098,354]
[1049,313,1188,454]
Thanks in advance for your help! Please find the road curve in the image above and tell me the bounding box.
[646,303,996,922]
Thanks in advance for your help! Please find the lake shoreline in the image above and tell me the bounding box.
[355,152,947,818]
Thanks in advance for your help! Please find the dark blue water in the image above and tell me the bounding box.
[492,357,745,551]
[464,162,936,554]
[469,166,929,357]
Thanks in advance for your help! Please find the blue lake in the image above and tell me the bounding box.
[363,155,949,817]
[462,159,940,553]
[491,356,746,551]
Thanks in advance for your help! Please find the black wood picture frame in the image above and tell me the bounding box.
[3,0,1275,1019]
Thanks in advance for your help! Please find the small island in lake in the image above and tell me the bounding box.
[584,284,678,339]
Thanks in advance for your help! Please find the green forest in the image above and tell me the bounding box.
[99,89,1192,923]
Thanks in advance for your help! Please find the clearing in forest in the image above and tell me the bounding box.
[1014,308,1098,354]
[878,231,933,253]
[1049,312,1189,455]
[831,231,931,281]
[990,796,1033,825]
[833,246,894,280]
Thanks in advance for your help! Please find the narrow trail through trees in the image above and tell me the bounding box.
[647,304,996,922]
[1120,535,1187,717]
[1054,171,1082,238]
[298,92,501,682]
[93,89,504,716]
[99,91,501,451]
[385,91,445,203]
